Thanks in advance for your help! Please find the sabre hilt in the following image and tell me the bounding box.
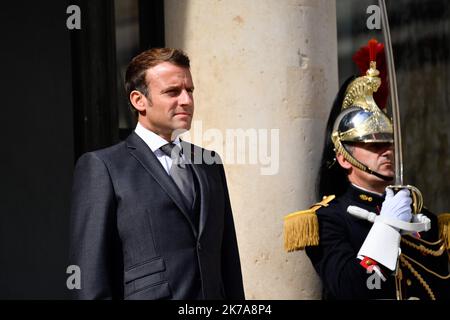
[386,185,423,214]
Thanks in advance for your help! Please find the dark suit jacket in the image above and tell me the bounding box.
[69,132,245,300]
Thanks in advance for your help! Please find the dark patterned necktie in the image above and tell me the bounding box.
[160,143,195,209]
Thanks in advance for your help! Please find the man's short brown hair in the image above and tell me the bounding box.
[125,48,190,117]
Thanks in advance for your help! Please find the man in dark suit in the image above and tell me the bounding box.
[69,48,245,300]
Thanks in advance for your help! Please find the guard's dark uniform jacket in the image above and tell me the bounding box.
[305,185,450,300]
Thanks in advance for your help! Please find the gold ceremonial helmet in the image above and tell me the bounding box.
[331,39,394,180]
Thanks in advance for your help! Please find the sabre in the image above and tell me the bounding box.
[379,0,402,185]
[378,0,423,214]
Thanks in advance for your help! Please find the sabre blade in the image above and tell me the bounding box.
[379,0,403,185]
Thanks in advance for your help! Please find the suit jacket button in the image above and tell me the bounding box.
[197,243,202,251]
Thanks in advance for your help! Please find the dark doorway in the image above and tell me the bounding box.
[0,0,165,299]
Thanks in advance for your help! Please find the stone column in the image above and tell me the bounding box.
[165,0,338,299]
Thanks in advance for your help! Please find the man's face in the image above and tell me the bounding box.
[141,62,194,140]
[347,142,394,191]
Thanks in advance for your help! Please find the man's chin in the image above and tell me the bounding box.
[171,125,191,138]
[370,167,394,181]
[379,164,394,174]
[177,123,192,132]
[380,171,395,181]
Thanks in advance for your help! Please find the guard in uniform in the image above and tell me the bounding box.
[284,39,450,300]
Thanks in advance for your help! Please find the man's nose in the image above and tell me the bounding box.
[179,89,193,106]
[382,144,394,155]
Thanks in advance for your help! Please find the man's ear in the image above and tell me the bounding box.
[129,90,148,113]
[336,153,352,170]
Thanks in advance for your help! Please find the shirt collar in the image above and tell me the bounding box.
[134,122,181,153]
[351,183,384,197]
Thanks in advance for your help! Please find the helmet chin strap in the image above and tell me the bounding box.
[363,166,394,182]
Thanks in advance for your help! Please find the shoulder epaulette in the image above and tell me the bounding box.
[283,195,335,252]
[438,213,450,258]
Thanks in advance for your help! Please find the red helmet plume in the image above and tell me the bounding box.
[352,39,388,111]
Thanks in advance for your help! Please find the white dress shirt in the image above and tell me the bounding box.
[134,122,182,175]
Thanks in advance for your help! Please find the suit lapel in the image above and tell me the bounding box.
[183,141,211,238]
[126,133,198,236]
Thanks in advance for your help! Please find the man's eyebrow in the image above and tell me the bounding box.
[160,85,194,94]
[160,85,181,94]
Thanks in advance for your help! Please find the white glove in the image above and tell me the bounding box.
[354,189,427,271]
[357,188,412,271]
[380,188,412,223]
